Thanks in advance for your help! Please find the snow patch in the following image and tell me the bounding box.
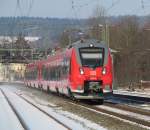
[97,105,150,122]
[21,93,107,130]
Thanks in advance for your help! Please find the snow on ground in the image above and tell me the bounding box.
[97,105,150,123]
[30,96,57,107]
[17,89,57,107]
[21,93,107,130]
[1,84,150,130]
[0,90,24,130]
[113,89,150,98]
[41,106,107,130]
[2,88,68,130]
[139,104,150,111]
[113,89,150,110]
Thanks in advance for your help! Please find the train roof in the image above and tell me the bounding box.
[68,39,108,49]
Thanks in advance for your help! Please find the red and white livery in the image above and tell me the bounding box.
[25,39,113,103]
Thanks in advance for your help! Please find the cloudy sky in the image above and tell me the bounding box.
[0,0,150,18]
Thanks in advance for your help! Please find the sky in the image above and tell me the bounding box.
[0,0,150,18]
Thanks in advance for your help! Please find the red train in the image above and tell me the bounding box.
[24,39,113,104]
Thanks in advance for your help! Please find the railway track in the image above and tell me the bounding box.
[15,92,71,130]
[112,92,150,103]
[0,89,28,130]
[1,84,149,130]
[104,94,150,112]
[96,103,150,127]
[104,102,150,116]
[54,95,150,129]
[0,88,71,130]
[82,103,150,129]
[15,88,150,130]
[21,86,150,129]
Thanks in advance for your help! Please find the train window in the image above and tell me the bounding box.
[55,67,58,80]
[48,66,51,80]
[79,48,104,68]
[50,68,52,80]
[57,66,61,80]
[51,68,54,80]
[25,70,28,79]
[81,53,102,59]
[45,67,48,80]
[42,66,47,80]
[34,67,38,80]
[45,68,48,80]
[50,67,56,81]
[61,57,70,77]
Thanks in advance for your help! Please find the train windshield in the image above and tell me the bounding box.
[79,48,104,68]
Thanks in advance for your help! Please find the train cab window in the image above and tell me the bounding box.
[79,48,104,68]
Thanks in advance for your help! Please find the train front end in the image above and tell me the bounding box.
[70,40,113,101]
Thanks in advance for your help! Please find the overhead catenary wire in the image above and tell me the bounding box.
[141,0,146,14]
[5,0,35,63]
[141,0,145,9]
[66,0,121,44]
[15,0,34,17]
[106,0,121,12]
[130,0,150,15]
[27,0,34,17]
[15,0,35,35]
[71,0,78,19]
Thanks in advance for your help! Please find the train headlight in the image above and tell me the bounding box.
[80,68,84,75]
[102,67,107,75]
[89,43,94,47]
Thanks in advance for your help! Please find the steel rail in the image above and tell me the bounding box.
[68,101,150,128]
[52,93,150,128]
[0,88,28,130]
[15,92,72,130]
[112,93,150,103]
[104,101,150,116]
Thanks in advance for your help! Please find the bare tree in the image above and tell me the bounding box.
[88,5,107,41]
[89,5,107,26]
[60,30,70,48]
[110,16,150,88]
